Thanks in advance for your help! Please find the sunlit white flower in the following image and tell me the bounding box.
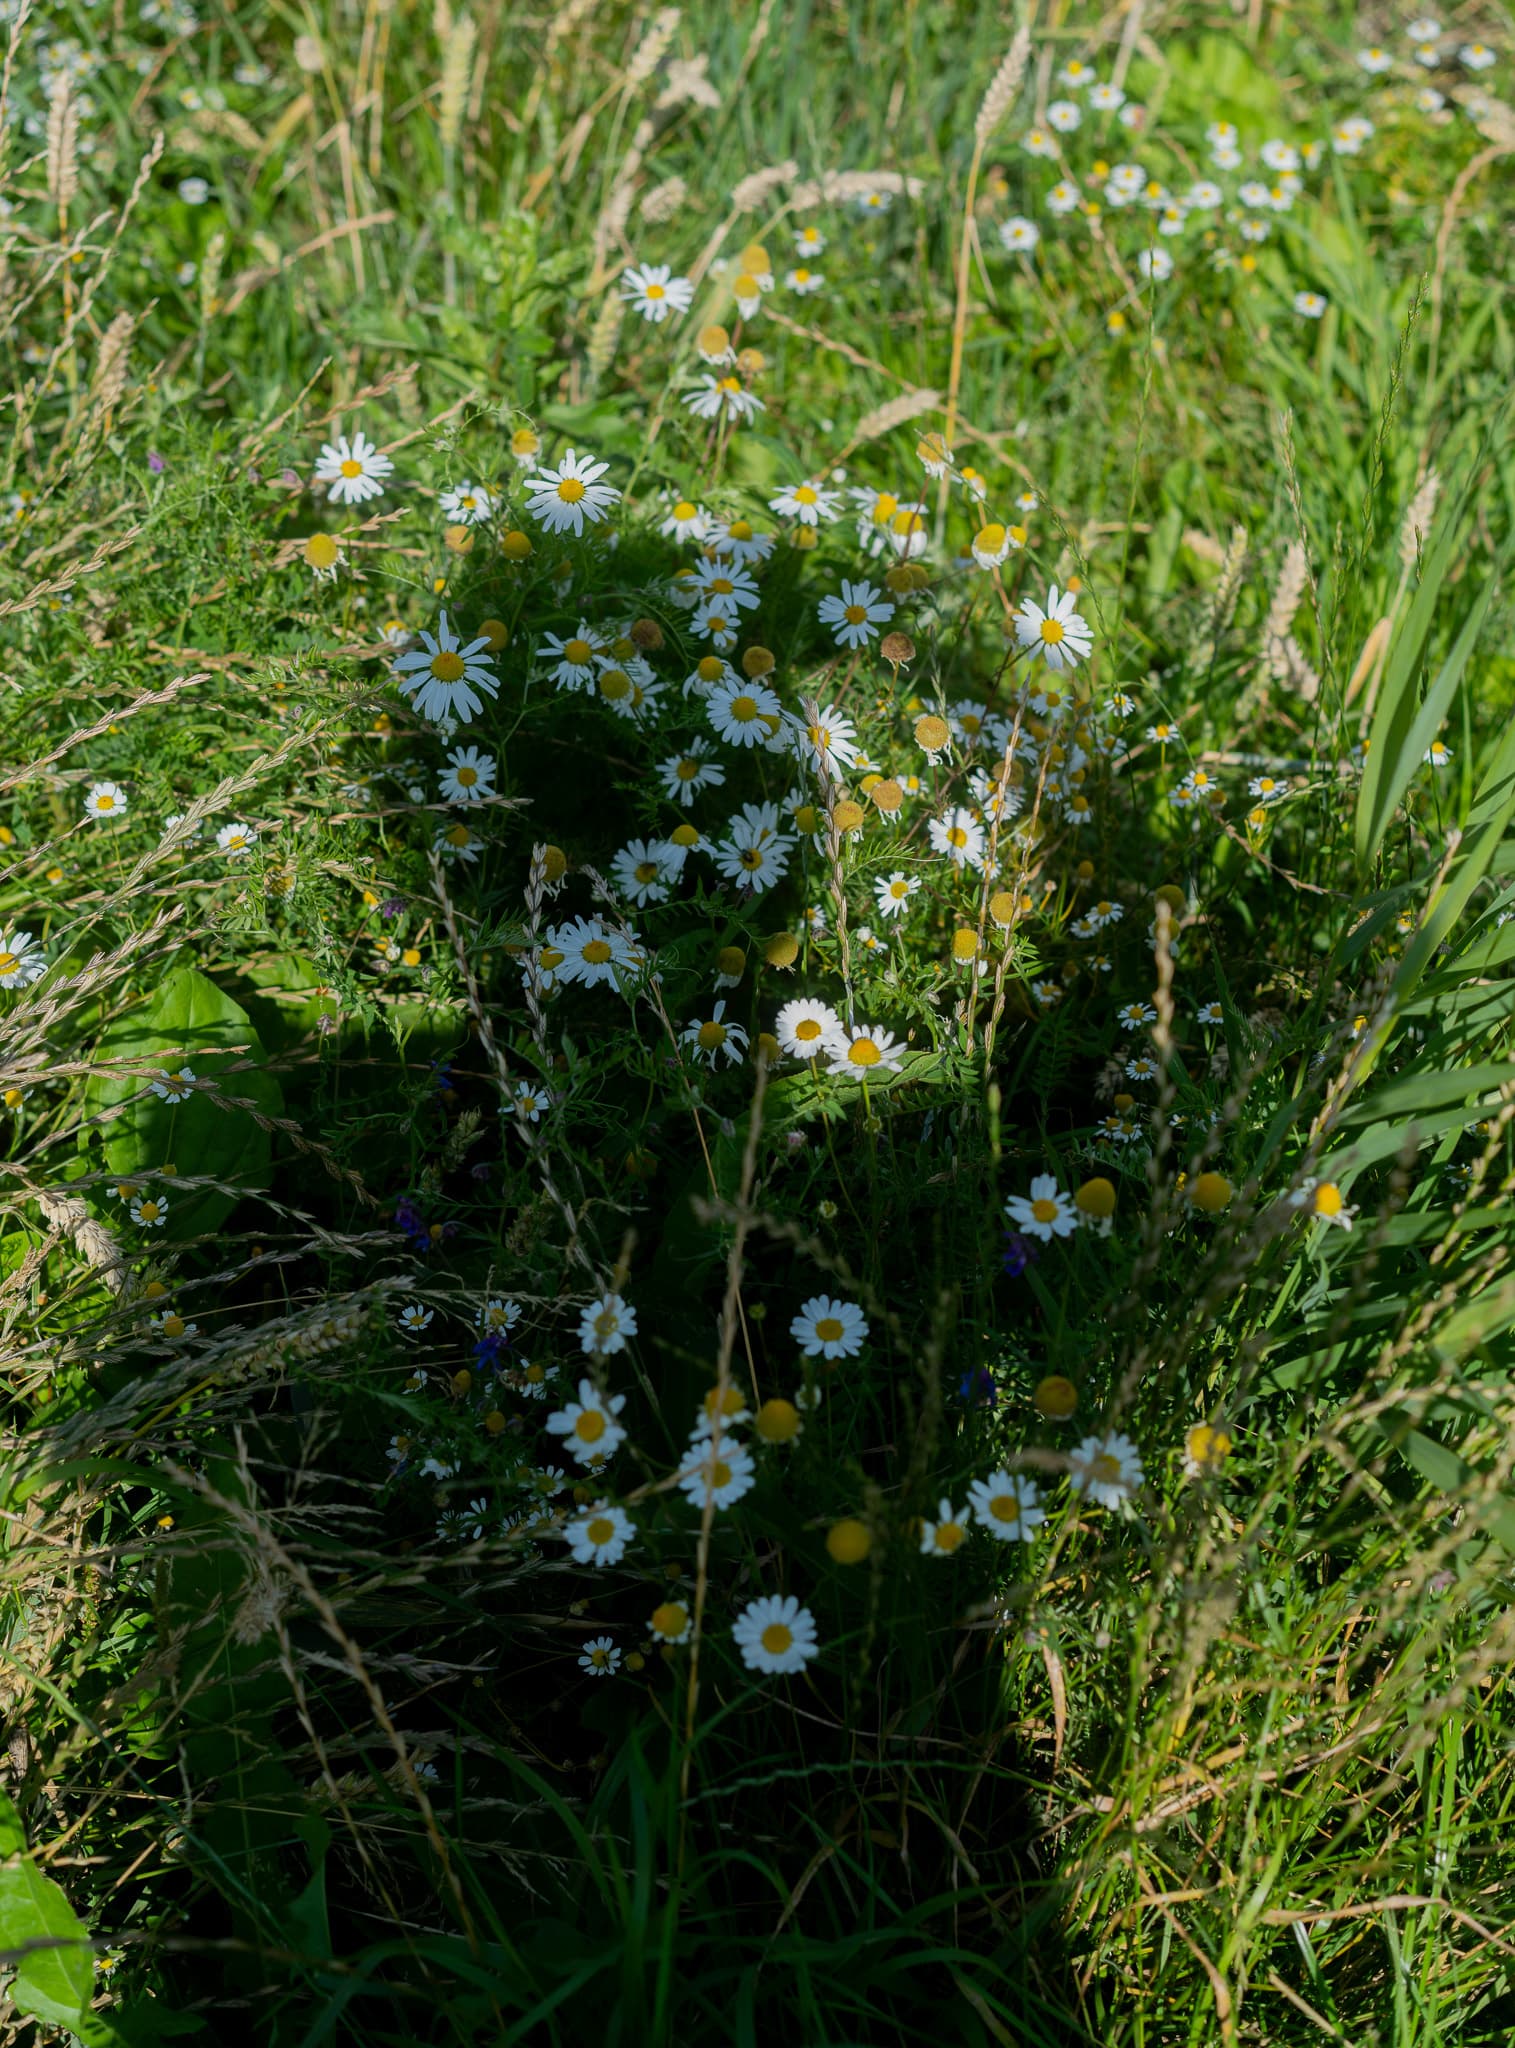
[523,447,621,536]
[1069,1431,1144,1506]
[928,807,986,869]
[621,261,693,322]
[769,478,842,525]
[708,677,782,749]
[733,1594,819,1675]
[84,780,128,821]
[1293,289,1327,318]
[684,373,766,423]
[0,929,45,989]
[968,1472,1045,1542]
[314,430,393,504]
[998,215,1040,252]
[440,744,496,804]
[817,578,895,650]
[1005,1174,1078,1242]
[873,870,921,920]
[1014,585,1093,671]
[150,1065,196,1102]
[537,623,601,691]
[438,480,496,526]
[774,996,842,1059]
[659,740,726,806]
[827,1023,905,1076]
[393,611,499,723]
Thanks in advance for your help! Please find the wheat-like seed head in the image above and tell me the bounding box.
[852,387,943,444]
[1399,469,1441,571]
[626,6,680,87]
[974,28,1031,143]
[90,310,135,414]
[439,13,476,155]
[640,174,687,224]
[45,79,79,209]
[587,292,623,386]
[730,161,798,214]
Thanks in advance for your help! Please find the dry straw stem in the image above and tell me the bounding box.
[0,526,144,624]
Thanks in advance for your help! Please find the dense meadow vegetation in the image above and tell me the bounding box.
[3,0,1515,2040]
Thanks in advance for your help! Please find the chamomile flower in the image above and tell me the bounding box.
[1014,585,1093,670]
[1046,98,1081,132]
[547,916,637,989]
[1290,1178,1356,1228]
[769,478,842,526]
[1089,81,1126,111]
[150,1065,196,1102]
[216,821,258,856]
[1046,180,1082,216]
[919,1498,970,1555]
[1116,1001,1156,1029]
[393,612,499,724]
[611,839,672,908]
[791,1294,868,1359]
[969,1472,1045,1542]
[677,1435,757,1510]
[565,1501,635,1566]
[1004,1174,1078,1242]
[774,997,842,1059]
[708,518,777,566]
[1357,45,1394,72]
[396,1302,433,1333]
[0,929,45,989]
[817,578,896,649]
[1460,41,1496,70]
[1424,739,1452,769]
[784,265,825,295]
[998,215,1040,251]
[708,677,782,748]
[314,430,393,504]
[790,702,860,774]
[733,1594,819,1675]
[827,1023,905,1076]
[620,262,693,322]
[435,820,484,864]
[660,498,709,542]
[1183,1423,1233,1480]
[928,807,986,869]
[579,1291,638,1356]
[523,447,621,536]
[1293,290,1327,318]
[438,480,496,525]
[1069,1431,1144,1506]
[546,1378,629,1463]
[692,601,740,651]
[714,817,793,893]
[538,624,601,691]
[1195,1001,1224,1026]
[692,559,761,611]
[874,870,921,920]
[660,740,726,806]
[84,781,128,820]
[578,1634,621,1676]
[649,1600,692,1643]
[440,745,496,804]
[1136,247,1174,283]
[679,998,750,1068]
[684,374,767,423]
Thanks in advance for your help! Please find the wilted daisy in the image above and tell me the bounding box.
[774,996,842,1059]
[1005,1174,1078,1242]
[546,1378,629,1463]
[707,676,782,748]
[150,1065,196,1102]
[620,262,693,322]
[679,998,750,1068]
[1014,586,1092,670]
[440,745,496,804]
[732,1594,819,1676]
[393,612,499,723]
[1069,1431,1144,1507]
[998,215,1040,252]
[769,478,842,525]
[829,1023,905,1075]
[565,1500,635,1566]
[523,447,621,536]
[579,1291,638,1355]
[578,1635,621,1677]
[919,1498,970,1556]
[314,430,393,504]
[0,929,45,989]
[438,480,496,525]
[684,373,766,422]
[817,578,895,649]
[84,781,128,820]
[874,870,921,920]
[791,1294,868,1359]
[968,1472,1045,1542]
[677,1435,757,1511]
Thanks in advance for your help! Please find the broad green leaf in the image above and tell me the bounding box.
[82,967,285,1240]
[1374,1409,1515,1558]
[0,1855,92,2025]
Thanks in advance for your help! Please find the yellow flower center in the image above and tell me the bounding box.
[1314,1183,1343,1216]
[575,1410,606,1443]
[740,847,764,871]
[1092,1453,1121,1485]
[730,695,758,722]
[708,576,734,595]
[935,1521,966,1552]
[729,520,752,540]
[795,1018,823,1042]
[564,637,593,664]
[634,862,660,886]
[814,1316,844,1342]
[795,486,818,505]
[557,478,586,503]
[0,954,15,976]
[889,881,909,899]
[948,826,968,848]
[599,669,630,699]
[140,1202,160,1222]
[697,1020,727,1050]
[646,282,666,298]
[1040,619,1065,645]
[1031,1197,1059,1224]
[96,793,115,810]
[162,1314,185,1337]
[586,1516,614,1544]
[582,939,613,965]
[843,603,867,624]
[710,1460,731,1488]
[430,650,466,682]
[456,765,478,787]
[446,825,471,847]
[340,458,363,477]
[990,1493,1019,1524]
[761,1622,793,1655]
[847,1039,881,1067]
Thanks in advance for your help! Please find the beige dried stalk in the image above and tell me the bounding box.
[974,27,1032,141]
[730,161,797,214]
[438,12,476,155]
[626,6,680,87]
[90,310,134,417]
[1399,469,1441,570]
[640,174,687,223]
[45,80,79,211]
[586,290,623,387]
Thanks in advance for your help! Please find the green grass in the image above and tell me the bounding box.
[1,2,1515,2043]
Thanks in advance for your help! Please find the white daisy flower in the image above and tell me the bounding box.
[676,1435,757,1510]
[129,1193,170,1228]
[919,1498,970,1556]
[789,701,860,774]
[659,498,709,543]
[579,1291,637,1356]
[0,929,46,989]
[564,1500,635,1566]
[774,997,842,1059]
[578,1634,621,1676]
[537,623,602,692]
[216,821,258,857]
[84,780,128,820]
[438,480,496,526]
[511,1079,550,1122]
[393,611,499,724]
[397,1302,433,1332]
[707,518,777,565]
[547,916,640,989]
[816,578,895,649]
[732,1594,819,1675]
[790,1294,868,1359]
[998,215,1040,252]
[968,1472,1045,1542]
[769,478,842,526]
[314,430,394,504]
[523,447,621,536]
[1004,1174,1078,1242]
[440,745,497,804]
[1014,585,1093,670]
[612,839,673,908]
[873,870,921,920]
[149,1065,196,1102]
[827,1023,905,1076]
[679,998,750,1067]
[691,560,761,611]
[620,261,693,322]
[927,807,986,869]
[1069,1431,1144,1506]
[659,739,727,806]
[684,374,766,423]
[546,1377,629,1464]
[707,677,782,748]
[1293,290,1327,318]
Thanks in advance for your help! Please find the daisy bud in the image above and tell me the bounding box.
[826,1518,872,1565]
[1190,1171,1233,1213]
[832,799,865,833]
[478,617,509,650]
[443,524,475,554]
[501,529,533,559]
[736,347,766,378]
[756,1398,800,1442]
[697,323,732,362]
[764,932,799,969]
[717,945,746,980]
[1075,1177,1116,1219]
[791,525,819,550]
